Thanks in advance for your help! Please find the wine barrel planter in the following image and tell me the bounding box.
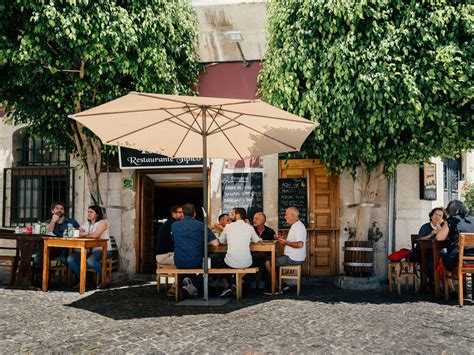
[344,241,374,277]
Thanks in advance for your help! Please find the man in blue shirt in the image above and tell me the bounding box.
[172,203,219,297]
[34,201,80,267]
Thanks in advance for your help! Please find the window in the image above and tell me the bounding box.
[2,132,75,227]
[18,135,69,166]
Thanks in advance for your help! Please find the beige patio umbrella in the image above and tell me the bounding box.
[69,92,317,301]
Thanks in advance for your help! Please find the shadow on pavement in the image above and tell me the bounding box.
[65,278,472,320]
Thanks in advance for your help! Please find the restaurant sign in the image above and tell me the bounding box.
[419,162,437,200]
[119,147,203,169]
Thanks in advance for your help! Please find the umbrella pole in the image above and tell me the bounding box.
[202,107,209,301]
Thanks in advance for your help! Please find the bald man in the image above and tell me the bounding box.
[264,207,306,295]
[253,212,276,241]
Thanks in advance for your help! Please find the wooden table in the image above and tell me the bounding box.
[419,239,449,298]
[209,241,277,295]
[0,232,44,289]
[42,237,108,294]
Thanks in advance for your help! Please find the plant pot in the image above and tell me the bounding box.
[343,240,374,277]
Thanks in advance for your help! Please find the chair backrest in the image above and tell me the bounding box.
[410,234,418,249]
[0,230,18,258]
[109,235,119,272]
[459,233,474,268]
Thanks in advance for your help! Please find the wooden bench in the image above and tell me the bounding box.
[156,264,258,301]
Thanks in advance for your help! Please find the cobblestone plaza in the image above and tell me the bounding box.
[0,277,472,353]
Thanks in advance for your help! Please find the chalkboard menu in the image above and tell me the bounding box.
[278,178,308,228]
[221,173,263,221]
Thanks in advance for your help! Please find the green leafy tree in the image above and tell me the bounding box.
[260,0,473,240]
[0,0,200,204]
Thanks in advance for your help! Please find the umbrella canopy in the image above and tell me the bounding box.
[69,92,317,159]
[69,92,317,302]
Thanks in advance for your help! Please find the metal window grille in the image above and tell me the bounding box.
[2,167,75,227]
[18,136,69,166]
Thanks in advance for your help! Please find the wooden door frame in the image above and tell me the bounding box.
[134,168,210,273]
[278,159,340,276]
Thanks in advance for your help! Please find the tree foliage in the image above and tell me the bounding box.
[260,0,473,174]
[0,0,201,203]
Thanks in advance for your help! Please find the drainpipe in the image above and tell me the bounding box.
[387,171,396,253]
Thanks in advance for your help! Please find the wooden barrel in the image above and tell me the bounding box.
[343,241,374,277]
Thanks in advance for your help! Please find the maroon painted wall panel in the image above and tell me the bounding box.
[198,61,262,100]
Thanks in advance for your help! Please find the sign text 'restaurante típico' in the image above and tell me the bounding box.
[119,147,203,169]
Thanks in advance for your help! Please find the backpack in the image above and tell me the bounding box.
[388,248,412,262]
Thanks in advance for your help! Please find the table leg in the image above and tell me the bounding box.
[271,247,276,295]
[433,242,441,299]
[421,246,428,291]
[101,246,107,288]
[80,247,87,294]
[17,238,37,288]
[42,241,50,292]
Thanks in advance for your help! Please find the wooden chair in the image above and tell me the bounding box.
[49,258,67,283]
[87,258,113,287]
[0,238,19,287]
[443,233,474,307]
[388,234,419,296]
[86,236,118,288]
[279,265,301,296]
[156,262,175,293]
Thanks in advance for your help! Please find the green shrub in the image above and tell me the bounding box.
[462,182,474,214]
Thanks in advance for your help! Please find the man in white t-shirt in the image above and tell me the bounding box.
[264,207,306,295]
[218,207,262,297]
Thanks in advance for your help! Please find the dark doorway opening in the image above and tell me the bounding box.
[154,185,203,222]
[152,185,203,267]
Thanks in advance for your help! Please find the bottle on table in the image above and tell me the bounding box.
[67,223,74,238]
[63,223,73,238]
[40,222,47,235]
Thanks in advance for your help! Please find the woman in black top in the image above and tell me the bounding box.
[436,200,474,294]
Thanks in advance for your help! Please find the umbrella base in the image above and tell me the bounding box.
[175,297,232,307]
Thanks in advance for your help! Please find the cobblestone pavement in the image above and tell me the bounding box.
[0,275,472,353]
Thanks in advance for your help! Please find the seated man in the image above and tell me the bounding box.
[264,206,306,295]
[253,212,276,241]
[34,202,80,267]
[172,203,219,298]
[211,213,231,237]
[154,204,183,296]
[218,207,262,297]
[252,211,276,288]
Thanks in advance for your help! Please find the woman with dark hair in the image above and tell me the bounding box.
[436,200,474,296]
[410,207,447,289]
[418,207,448,241]
[67,205,112,289]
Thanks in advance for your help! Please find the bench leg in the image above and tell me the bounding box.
[175,274,181,302]
[156,272,161,295]
[235,274,242,300]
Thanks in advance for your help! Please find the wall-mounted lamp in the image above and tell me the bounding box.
[225,31,250,67]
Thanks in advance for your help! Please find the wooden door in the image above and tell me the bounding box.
[137,174,155,273]
[279,159,339,276]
